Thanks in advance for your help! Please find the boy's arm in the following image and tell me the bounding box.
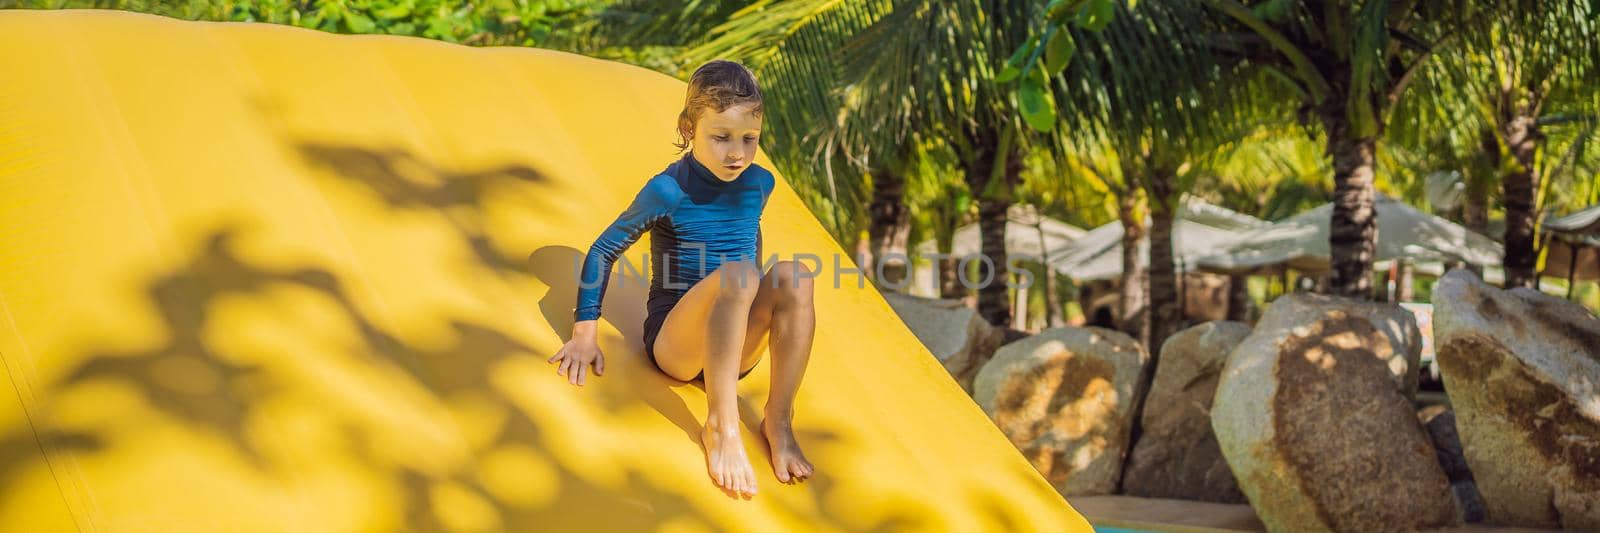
[573,177,679,324]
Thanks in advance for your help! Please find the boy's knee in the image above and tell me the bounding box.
[770,260,816,293]
[716,261,762,300]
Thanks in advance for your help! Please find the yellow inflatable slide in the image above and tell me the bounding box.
[0,9,1091,532]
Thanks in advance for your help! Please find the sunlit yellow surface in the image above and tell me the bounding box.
[0,9,1090,532]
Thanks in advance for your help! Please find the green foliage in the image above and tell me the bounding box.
[903,135,975,253]
[1388,0,1600,226]
[22,0,1600,267]
[1198,128,1332,221]
[1016,142,1118,229]
[1007,0,1117,132]
[1073,0,1114,31]
[1018,65,1058,132]
[996,41,1034,84]
[1042,28,1075,74]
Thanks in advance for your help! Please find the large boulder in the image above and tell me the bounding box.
[972,327,1147,496]
[1261,293,1424,400]
[1431,270,1600,529]
[1213,300,1458,532]
[1122,321,1250,503]
[882,291,1001,391]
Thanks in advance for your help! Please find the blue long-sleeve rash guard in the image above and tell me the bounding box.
[573,151,774,324]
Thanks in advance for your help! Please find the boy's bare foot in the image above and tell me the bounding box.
[762,416,814,483]
[701,417,758,496]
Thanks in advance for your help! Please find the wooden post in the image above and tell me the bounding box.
[1176,257,1186,324]
[1567,242,1579,300]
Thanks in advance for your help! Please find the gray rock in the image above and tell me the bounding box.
[1213,299,1458,532]
[882,291,1001,392]
[1257,292,1424,400]
[972,326,1147,497]
[1432,270,1600,529]
[1123,321,1250,503]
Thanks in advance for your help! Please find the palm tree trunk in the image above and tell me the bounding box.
[866,168,910,283]
[930,194,962,299]
[1322,114,1380,299]
[962,125,1020,326]
[1012,270,1029,330]
[1465,127,1497,235]
[1045,269,1062,327]
[1462,189,1490,234]
[1452,128,1498,276]
[1116,190,1150,348]
[939,258,962,298]
[1502,114,1544,288]
[1226,273,1251,321]
[976,197,1012,326]
[1121,169,1176,496]
[1145,168,1180,354]
[1462,175,1492,273]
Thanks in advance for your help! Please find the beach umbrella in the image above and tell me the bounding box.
[1194,195,1502,275]
[1048,200,1267,281]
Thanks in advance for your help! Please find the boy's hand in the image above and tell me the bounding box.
[550,320,605,386]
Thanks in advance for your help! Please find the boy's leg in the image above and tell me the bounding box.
[652,260,763,496]
[746,260,816,483]
[653,262,767,380]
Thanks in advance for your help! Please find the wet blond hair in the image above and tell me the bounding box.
[674,60,764,153]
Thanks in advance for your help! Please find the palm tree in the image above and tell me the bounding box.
[858,1,1054,326]
[1381,96,1499,236]
[1048,1,1274,349]
[1043,3,1293,489]
[1185,0,1479,298]
[904,134,975,299]
[1068,151,1152,342]
[1432,2,1600,287]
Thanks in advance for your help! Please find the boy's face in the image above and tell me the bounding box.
[689,103,762,182]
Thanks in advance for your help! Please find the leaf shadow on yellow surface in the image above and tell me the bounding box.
[4,141,952,532]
